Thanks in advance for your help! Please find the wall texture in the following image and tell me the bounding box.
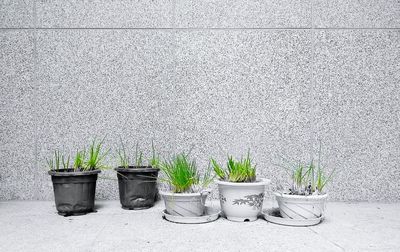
[0,0,399,201]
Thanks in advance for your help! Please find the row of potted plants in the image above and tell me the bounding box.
[47,139,334,224]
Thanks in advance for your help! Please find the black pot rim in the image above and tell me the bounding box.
[48,169,101,176]
[115,166,160,173]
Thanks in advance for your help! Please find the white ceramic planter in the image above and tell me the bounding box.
[274,192,328,219]
[216,179,270,222]
[160,191,209,217]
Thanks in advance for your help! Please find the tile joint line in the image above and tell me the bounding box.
[1,27,399,30]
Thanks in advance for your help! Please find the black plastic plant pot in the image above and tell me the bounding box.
[48,169,101,216]
[115,166,159,210]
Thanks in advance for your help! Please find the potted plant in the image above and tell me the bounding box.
[275,152,334,220]
[114,141,160,210]
[159,153,213,217]
[212,152,270,222]
[47,139,109,216]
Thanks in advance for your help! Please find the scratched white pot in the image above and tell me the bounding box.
[274,192,328,219]
[160,191,209,217]
[216,179,270,222]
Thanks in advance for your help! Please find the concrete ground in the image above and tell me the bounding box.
[0,200,399,252]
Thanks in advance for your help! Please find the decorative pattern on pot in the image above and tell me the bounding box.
[219,193,227,203]
[217,179,270,222]
[232,193,265,210]
[274,192,328,220]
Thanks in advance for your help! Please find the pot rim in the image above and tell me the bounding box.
[216,178,270,186]
[115,166,160,172]
[48,169,101,176]
[274,191,328,199]
[159,190,210,197]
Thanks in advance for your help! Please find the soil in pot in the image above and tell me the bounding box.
[115,166,159,210]
[49,169,101,216]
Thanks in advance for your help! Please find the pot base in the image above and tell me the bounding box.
[263,208,323,226]
[57,210,93,217]
[226,216,257,222]
[162,206,220,224]
[122,206,152,210]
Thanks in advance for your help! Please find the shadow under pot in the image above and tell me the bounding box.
[217,179,270,222]
[115,166,159,210]
[160,191,210,217]
[48,169,101,216]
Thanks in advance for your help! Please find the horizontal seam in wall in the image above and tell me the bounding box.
[0,27,400,30]
[0,27,309,30]
[314,27,400,30]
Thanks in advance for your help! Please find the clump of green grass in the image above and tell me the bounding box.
[46,150,70,171]
[62,154,70,170]
[116,139,160,168]
[46,138,109,172]
[149,141,161,168]
[160,153,214,193]
[287,160,334,195]
[134,143,143,166]
[211,151,256,183]
[278,145,334,195]
[73,149,85,170]
[84,138,109,171]
[117,139,129,169]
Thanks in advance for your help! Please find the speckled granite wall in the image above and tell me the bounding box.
[0,0,399,201]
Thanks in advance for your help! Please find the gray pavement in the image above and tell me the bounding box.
[0,200,399,252]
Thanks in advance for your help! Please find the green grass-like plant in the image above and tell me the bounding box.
[47,138,109,172]
[288,160,334,195]
[134,143,143,166]
[149,140,161,168]
[278,145,334,195]
[117,139,160,168]
[117,139,129,169]
[211,152,256,183]
[84,138,109,171]
[160,153,213,193]
[62,154,70,170]
[73,149,85,170]
[161,154,198,193]
[47,150,71,171]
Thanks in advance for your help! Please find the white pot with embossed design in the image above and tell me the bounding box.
[274,192,328,219]
[216,179,270,222]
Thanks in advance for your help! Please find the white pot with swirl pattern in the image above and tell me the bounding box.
[274,192,328,219]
